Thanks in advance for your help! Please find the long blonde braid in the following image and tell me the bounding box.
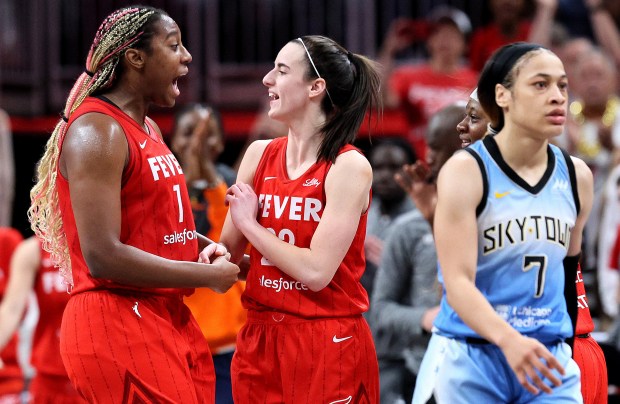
[28,6,162,286]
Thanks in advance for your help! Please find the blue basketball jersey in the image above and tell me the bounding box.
[434,136,579,343]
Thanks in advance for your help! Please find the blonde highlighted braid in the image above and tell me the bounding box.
[28,6,164,287]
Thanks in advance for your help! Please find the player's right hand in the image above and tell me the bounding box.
[500,334,564,395]
[206,255,240,294]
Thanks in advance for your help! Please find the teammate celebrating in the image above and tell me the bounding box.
[202,35,382,403]
[28,6,239,402]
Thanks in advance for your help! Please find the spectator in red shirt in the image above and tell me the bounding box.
[469,0,533,71]
[378,6,477,159]
[470,0,561,72]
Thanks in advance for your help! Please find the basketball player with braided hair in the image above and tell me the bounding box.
[28,6,239,402]
[200,35,382,403]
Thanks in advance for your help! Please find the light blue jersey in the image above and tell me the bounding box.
[434,136,578,343]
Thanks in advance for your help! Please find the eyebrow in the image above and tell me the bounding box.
[530,73,568,80]
[165,30,179,40]
[276,62,290,70]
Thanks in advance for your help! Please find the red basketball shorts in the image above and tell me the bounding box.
[573,334,608,404]
[60,290,214,403]
[232,310,379,404]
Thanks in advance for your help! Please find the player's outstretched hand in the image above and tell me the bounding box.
[206,255,240,294]
[500,334,564,395]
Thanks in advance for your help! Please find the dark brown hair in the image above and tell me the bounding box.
[295,35,382,162]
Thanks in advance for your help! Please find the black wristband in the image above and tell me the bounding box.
[563,254,581,354]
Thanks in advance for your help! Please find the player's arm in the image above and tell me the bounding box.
[227,149,371,292]
[434,152,563,395]
[61,114,238,292]
[567,157,594,257]
[0,237,39,364]
[563,157,594,346]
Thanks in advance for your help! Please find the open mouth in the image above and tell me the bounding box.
[172,70,188,96]
[269,92,279,101]
[459,135,471,148]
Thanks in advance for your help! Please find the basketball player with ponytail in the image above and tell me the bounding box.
[28,6,239,402]
[430,42,592,402]
[201,36,382,403]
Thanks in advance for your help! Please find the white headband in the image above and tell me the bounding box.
[470,88,478,102]
[297,38,334,106]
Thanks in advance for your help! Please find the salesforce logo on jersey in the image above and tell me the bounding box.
[259,275,309,292]
[163,228,197,245]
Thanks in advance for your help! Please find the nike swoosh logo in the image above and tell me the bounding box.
[494,191,510,199]
[139,140,147,149]
[329,396,352,404]
[332,335,352,343]
[264,176,277,181]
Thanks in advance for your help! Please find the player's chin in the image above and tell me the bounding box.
[546,126,565,139]
[154,96,177,109]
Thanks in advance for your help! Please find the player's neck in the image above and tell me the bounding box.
[101,89,148,127]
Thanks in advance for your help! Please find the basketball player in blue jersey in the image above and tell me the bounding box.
[431,42,593,402]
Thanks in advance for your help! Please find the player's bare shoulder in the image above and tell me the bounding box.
[439,149,479,180]
[569,155,593,186]
[437,149,483,203]
[327,149,372,212]
[244,138,273,159]
[64,112,125,149]
[332,148,372,181]
[60,112,128,177]
[237,138,274,184]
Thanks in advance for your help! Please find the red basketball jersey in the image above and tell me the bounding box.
[0,228,24,394]
[57,97,197,295]
[243,137,369,317]
[575,265,594,335]
[31,244,70,377]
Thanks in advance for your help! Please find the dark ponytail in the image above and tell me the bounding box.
[295,36,382,162]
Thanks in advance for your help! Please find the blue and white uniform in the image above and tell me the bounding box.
[429,136,583,403]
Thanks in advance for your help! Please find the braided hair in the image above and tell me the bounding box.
[28,6,166,286]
